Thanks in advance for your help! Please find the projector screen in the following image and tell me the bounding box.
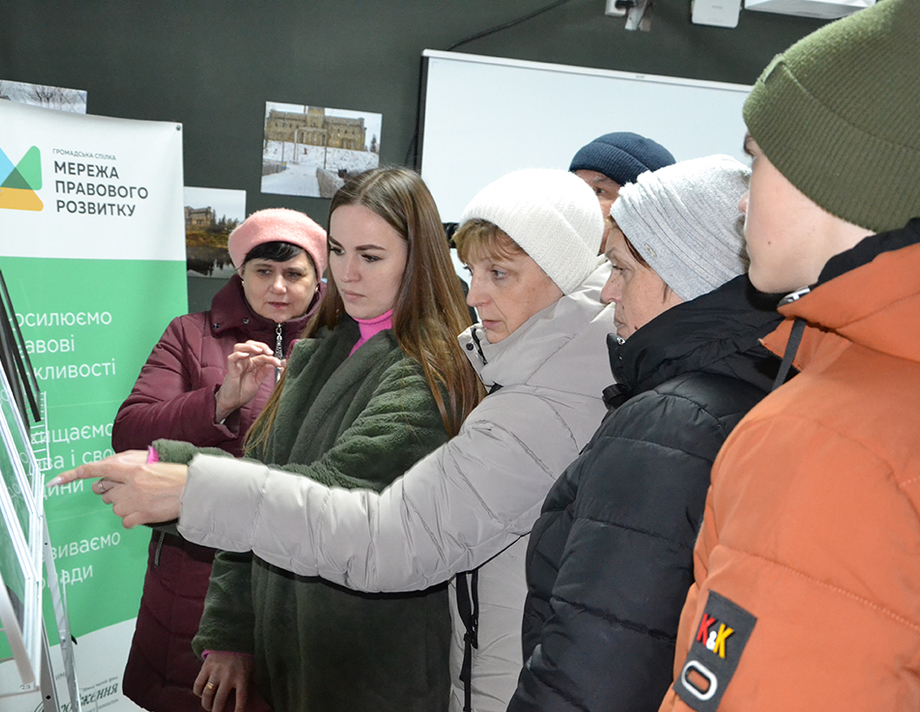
[419,49,752,223]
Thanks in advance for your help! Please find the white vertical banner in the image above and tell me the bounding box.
[0,100,188,710]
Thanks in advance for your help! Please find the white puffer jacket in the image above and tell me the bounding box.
[178,261,615,712]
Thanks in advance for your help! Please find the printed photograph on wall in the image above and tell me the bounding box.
[184,186,246,278]
[261,101,382,199]
[0,79,87,113]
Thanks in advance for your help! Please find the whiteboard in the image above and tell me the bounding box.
[419,50,752,222]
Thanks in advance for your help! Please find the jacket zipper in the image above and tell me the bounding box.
[153,531,165,567]
[274,323,283,383]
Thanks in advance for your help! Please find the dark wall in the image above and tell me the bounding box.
[1,0,826,310]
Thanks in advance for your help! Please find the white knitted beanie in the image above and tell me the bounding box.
[610,155,750,302]
[460,169,603,294]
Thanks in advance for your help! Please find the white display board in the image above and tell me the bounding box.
[0,358,43,686]
[419,49,752,222]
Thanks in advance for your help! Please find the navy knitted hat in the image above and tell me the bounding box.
[569,132,676,186]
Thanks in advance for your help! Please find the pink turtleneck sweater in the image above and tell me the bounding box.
[349,309,394,356]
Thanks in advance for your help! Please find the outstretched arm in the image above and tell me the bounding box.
[54,389,598,595]
[178,390,593,593]
[48,450,189,528]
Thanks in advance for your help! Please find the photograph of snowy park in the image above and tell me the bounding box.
[260,101,381,199]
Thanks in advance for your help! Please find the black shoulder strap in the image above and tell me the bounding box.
[455,384,498,709]
[456,569,479,712]
[771,317,806,391]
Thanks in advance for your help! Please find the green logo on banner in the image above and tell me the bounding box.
[0,145,44,211]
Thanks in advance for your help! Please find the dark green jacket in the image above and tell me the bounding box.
[158,318,451,712]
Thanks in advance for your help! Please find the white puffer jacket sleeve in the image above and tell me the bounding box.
[178,382,595,592]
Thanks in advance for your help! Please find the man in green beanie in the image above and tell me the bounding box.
[660,1,920,710]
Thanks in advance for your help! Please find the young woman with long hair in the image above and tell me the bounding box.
[124,167,480,712]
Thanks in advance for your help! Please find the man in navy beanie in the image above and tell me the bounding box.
[569,131,675,252]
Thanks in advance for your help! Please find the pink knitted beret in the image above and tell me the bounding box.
[228,208,328,276]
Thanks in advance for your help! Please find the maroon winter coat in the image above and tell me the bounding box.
[113,274,320,711]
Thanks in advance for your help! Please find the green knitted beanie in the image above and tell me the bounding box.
[743,0,920,234]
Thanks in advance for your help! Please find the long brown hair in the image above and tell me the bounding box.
[248,167,483,452]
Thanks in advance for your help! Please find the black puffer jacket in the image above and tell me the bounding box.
[507,275,782,712]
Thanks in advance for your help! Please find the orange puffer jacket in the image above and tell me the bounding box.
[660,221,920,712]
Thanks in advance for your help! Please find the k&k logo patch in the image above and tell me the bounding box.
[674,590,757,712]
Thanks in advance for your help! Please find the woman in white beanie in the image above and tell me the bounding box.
[55,168,616,712]
[507,155,783,712]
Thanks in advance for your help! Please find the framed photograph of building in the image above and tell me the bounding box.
[260,101,382,199]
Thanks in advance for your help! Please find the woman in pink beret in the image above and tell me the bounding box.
[111,207,327,712]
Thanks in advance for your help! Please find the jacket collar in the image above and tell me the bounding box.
[609,274,783,398]
[763,219,920,370]
[458,259,614,396]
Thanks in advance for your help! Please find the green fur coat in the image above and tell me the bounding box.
[157,318,451,711]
